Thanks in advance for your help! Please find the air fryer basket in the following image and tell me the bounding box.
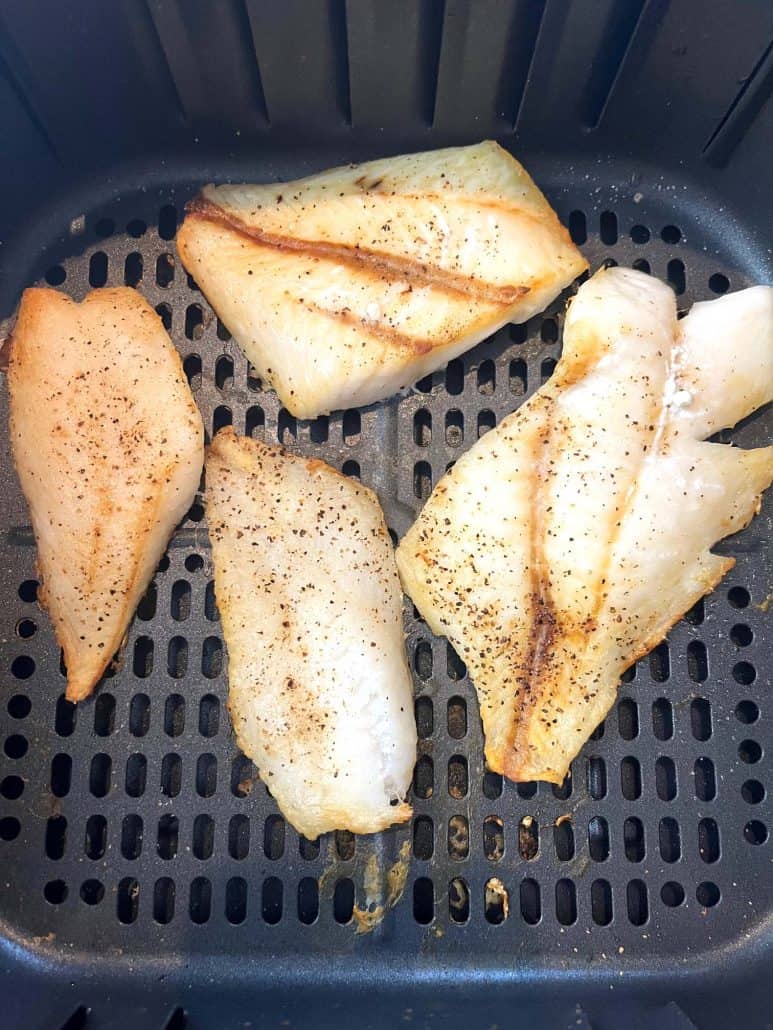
[0,3,771,1028]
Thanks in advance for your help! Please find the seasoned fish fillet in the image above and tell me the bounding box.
[396,269,773,784]
[206,428,416,838]
[177,141,587,418]
[8,287,204,702]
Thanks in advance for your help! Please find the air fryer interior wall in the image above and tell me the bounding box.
[0,3,770,1029]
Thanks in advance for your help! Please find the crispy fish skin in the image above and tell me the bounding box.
[397,269,773,784]
[206,429,417,839]
[8,287,204,702]
[177,141,587,418]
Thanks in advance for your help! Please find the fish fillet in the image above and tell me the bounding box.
[206,428,417,838]
[396,268,773,784]
[8,287,204,702]
[177,141,587,418]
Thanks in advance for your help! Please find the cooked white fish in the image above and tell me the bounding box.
[8,287,204,702]
[396,268,773,784]
[206,428,416,838]
[177,141,587,418]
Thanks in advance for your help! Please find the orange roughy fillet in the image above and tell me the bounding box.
[205,429,416,839]
[8,287,204,702]
[396,268,773,783]
[176,141,587,418]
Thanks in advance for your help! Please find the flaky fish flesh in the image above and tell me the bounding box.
[8,288,204,702]
[396,268,773,784]
[177,141,586,418]
[206,428,417,838]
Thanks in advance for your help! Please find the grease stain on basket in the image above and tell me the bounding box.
[316,837,340,897]
[352,840,412,934]
[236,772,259,797]
[484,877,509,920]
[317,838,412,934]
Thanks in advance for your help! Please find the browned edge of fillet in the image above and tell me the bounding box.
[184,195,531,306]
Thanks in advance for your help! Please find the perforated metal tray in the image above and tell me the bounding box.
[0,145,769,1029]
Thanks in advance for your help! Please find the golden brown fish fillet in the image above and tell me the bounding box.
[206,429,416,838]
[8,287,204,702]
[396,268,773,783]
[177,141,587,418]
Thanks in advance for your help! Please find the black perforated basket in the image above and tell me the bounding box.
[0,3,771,1029]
